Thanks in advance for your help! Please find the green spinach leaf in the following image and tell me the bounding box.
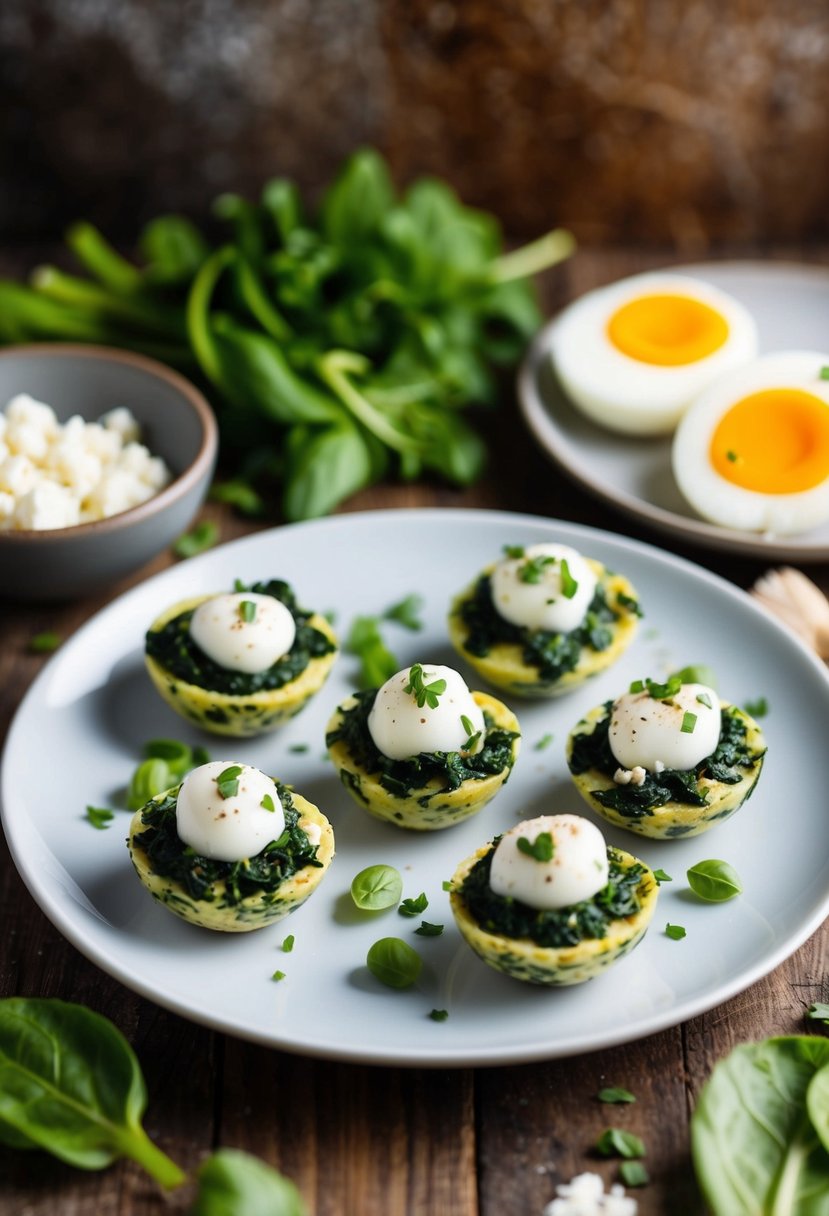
[0,998,184,1187]
[190,1147,306,1216]
[691,1035,829,1215]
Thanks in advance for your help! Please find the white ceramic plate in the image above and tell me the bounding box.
[519,261,829,561]
[3,509,828,1066]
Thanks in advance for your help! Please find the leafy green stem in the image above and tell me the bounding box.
[114,1125,186,1189]
[186,245,236,386]
[31,266,186,338]
[488,227,576,284]
[234,257,293,341]
[66,221,144,293]
[318,350,422,455]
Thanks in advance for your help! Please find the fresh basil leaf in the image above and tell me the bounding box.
[686,859,743,902]
[190,1147,306,1216]
[692,1035,829,1215]
[0,998,184,1186]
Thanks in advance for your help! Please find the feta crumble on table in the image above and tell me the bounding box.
[0,394,171,531]
[544,1172,637,1216]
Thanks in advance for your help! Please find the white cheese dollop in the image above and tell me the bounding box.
[190,592,296,674]
[609,682,721,773]
[489,814,609,910]
[490,543,598,633]
[367,664,485,761]
[175,760,286,862]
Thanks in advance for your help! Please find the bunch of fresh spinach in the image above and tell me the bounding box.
[0,149,573,519]
[691,1035,829,1215]
[0,997,304,1214]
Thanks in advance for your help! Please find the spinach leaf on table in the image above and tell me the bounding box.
[0,997,184,1187]
[190,1147,307,1216]
[691,1035,829,1215]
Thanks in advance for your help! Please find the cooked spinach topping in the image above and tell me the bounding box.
[568,703,764,818]
[326,688,518,800]
[145,579,335,695]
[457,572,637,682]
[458,845,646,948]
[133,782,321,904]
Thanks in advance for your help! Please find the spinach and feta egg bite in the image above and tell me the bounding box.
[448,543,641,699]
[144,578,338,737]
[325,662,521,830]
[449,813,657,986]
[128,760,334,931]
[566,672,767,839]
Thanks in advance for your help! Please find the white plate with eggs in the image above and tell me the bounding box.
[3,508,829,1066]
[519,261,829,560]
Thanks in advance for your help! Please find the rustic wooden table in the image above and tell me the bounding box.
[1,250,827,1216]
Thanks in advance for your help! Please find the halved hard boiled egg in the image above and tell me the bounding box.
[672,350,829,535]
[549,272,758,435]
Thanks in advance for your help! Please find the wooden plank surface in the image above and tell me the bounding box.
[1,247,828,1216]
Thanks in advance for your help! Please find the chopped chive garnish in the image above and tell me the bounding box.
[559,557,578,599]
[442,880,452,892]
[239,599,257,623]
[696,692,712,708]
[429,1009,449,1021]
[85,805,114,830]
[681,711,697,734]
[399,893,429,917]
[288,743,310,753]
[383,593,424,631]
[281,934,295,953]
[29,630,61,654]
[519,554,556,584]
[261,794,276,812]
[172,520,218,559]
[534,733,554,751]
[598,1086,637,1105]
[414,921,444,937]
[516,832,554,862]
[271,970,286,982]
[619,1161,650,1187]
[216,765,242,798]
[404,663,446,709]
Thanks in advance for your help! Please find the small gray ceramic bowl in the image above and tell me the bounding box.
[0,344,218,601]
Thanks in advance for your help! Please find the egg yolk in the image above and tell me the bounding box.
[710,388,829,494]
[607,294,730,366]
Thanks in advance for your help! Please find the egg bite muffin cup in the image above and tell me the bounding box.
[144,594,338,738]
[448,560,640,699]
[128,788,335,932]
[566,701,766,840]
[450,844,658,986]
[326,691,521,830]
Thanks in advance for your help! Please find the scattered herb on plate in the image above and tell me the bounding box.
[665,923,687,941]
[366,937,423,989]
[686,859,743,902]
[350,864,403,911]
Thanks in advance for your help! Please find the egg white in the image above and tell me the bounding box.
[549,272,758,436]
[672,349,829,535]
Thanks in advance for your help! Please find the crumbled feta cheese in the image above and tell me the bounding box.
[613,766,647,787]
[544,1172,637,1216]
[13,481,81,530]
[100,405,141,443]
[0,398,171,531]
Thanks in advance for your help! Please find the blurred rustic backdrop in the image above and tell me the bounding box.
[2,0,829,249]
